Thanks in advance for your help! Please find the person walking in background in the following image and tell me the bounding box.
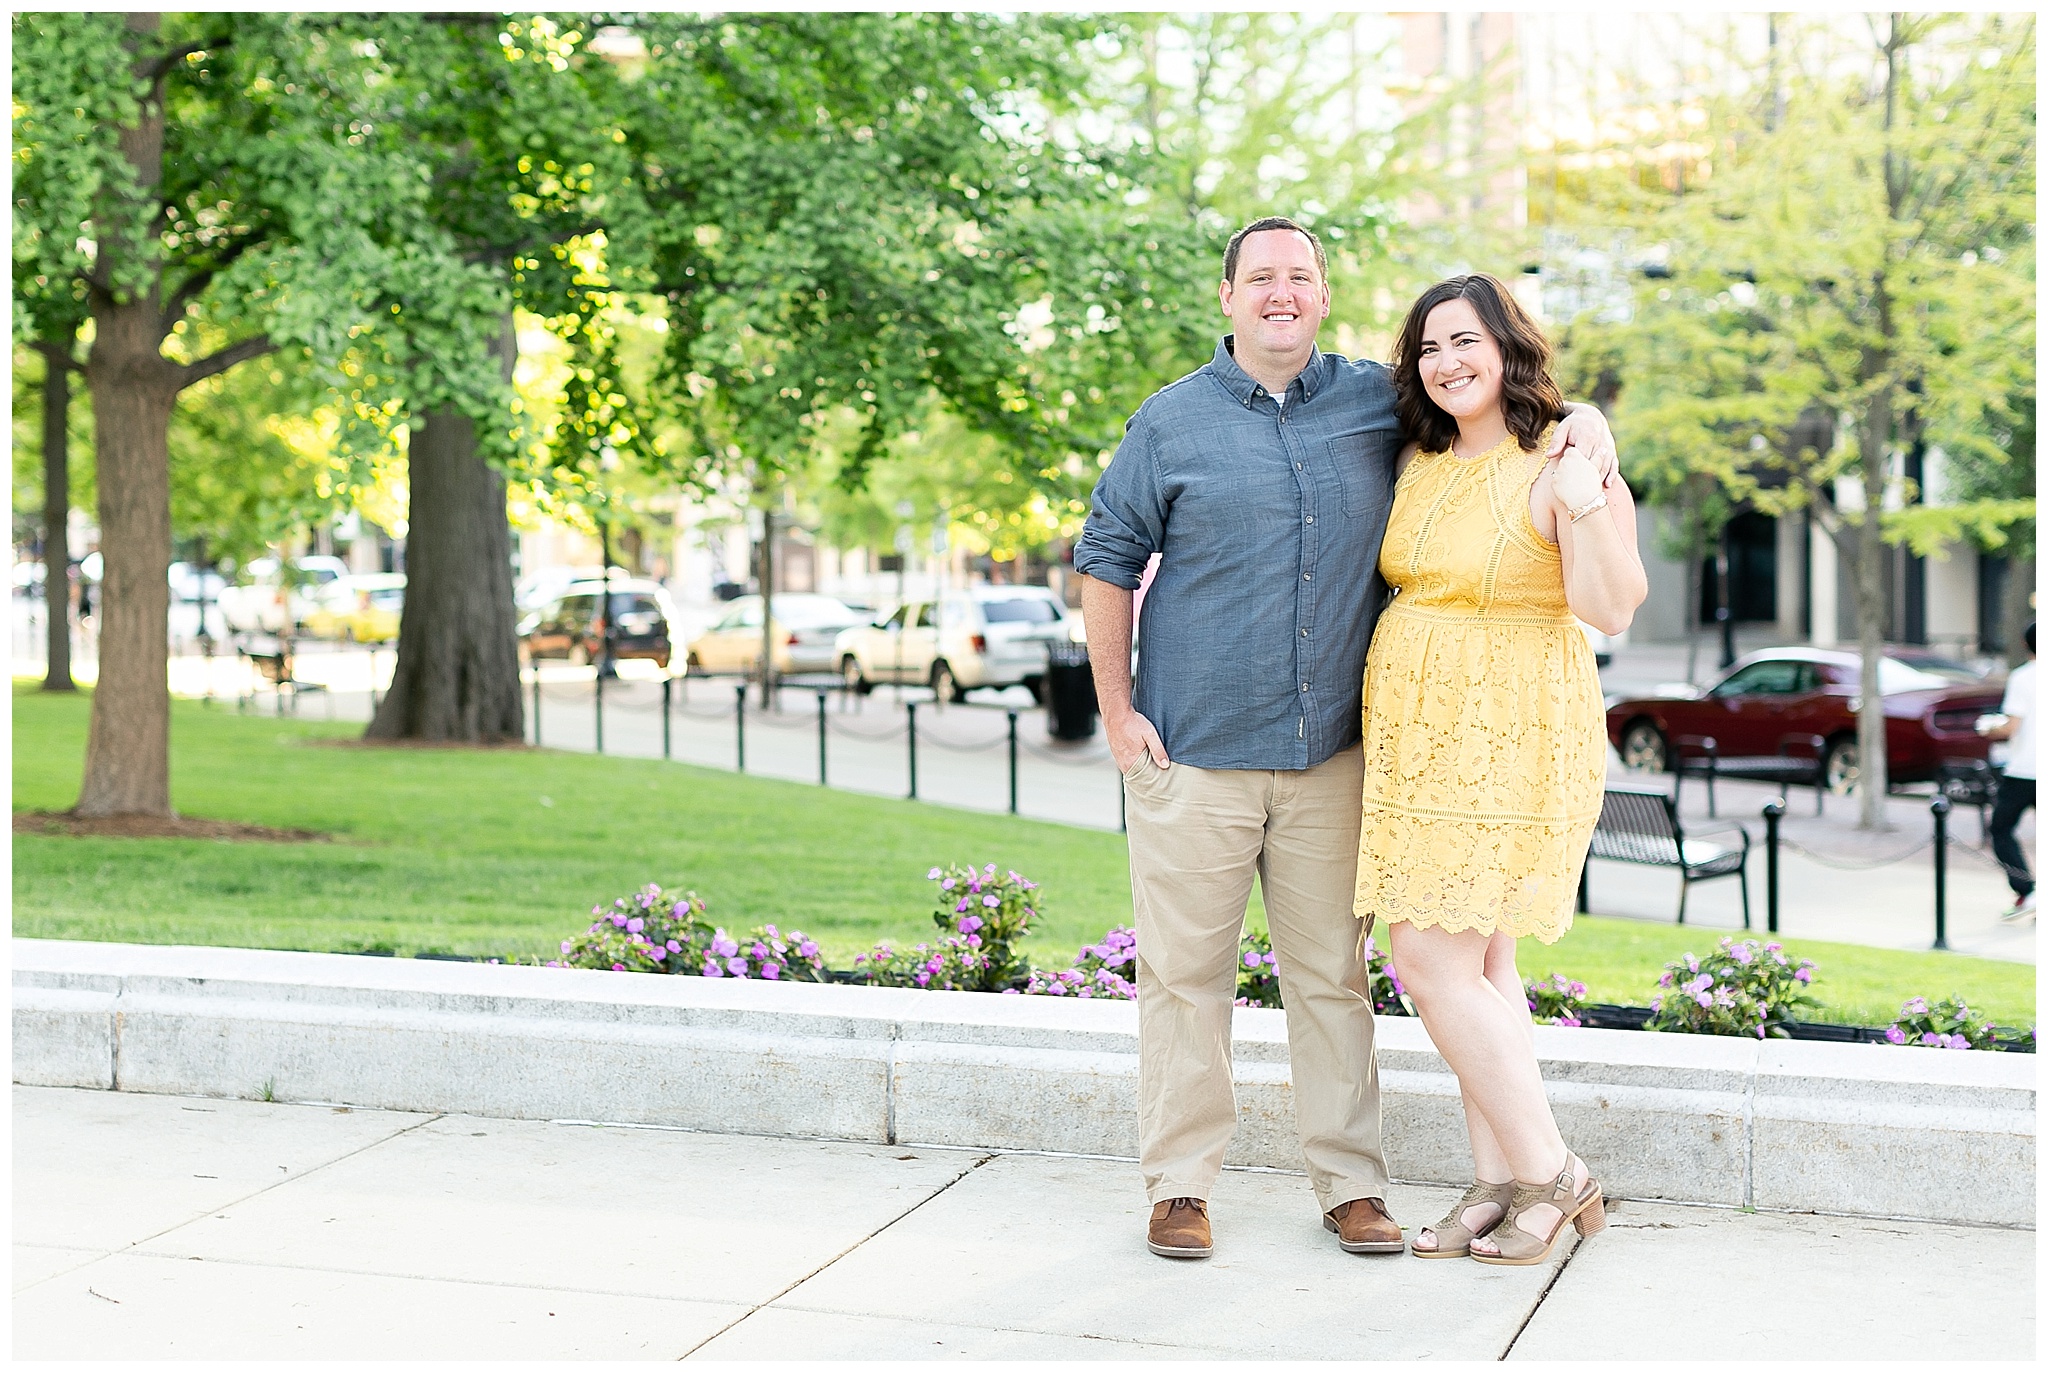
[1075,219,1618,1262]
[1985,622,2035,920]
[1355,274,1646,1264]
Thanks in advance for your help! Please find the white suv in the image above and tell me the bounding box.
[835,585,1074,702]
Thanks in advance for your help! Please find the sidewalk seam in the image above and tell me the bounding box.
[674,1151,995,1361]
[1495,1228,1586,1360]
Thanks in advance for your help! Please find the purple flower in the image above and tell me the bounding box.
[1244,951,1262,969]
[761,962,782,980]
[626,917,644,934]
[1794,968,1812,983]
[1729,943,1753,965]
[667,939,682,952]
[750,942,770,960]
[703,961,723,977]
[1885,1026,1907,1044]
[1695,992,1714,1008]
[1904,997,1928,1014]
[928,867,943,880]
[726,957,748,976]
[648,947,666,961]
[1921,1032,1941,1046]
[798,940,818,958]
[611,962,626,971]
[982,894,1000,908]
[610,913,628,927]
[560,940,573,954]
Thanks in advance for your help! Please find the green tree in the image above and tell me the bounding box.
[11,12,486,814]
[1552,14,2035,827]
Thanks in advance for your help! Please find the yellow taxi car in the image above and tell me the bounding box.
[302,573,405,643]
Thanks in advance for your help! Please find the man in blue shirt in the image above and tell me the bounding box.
[1076,217,1615,1260]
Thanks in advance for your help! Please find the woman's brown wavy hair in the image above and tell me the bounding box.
[1391,273,1565,453]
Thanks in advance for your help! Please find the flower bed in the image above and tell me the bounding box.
[534,872,2035,1052]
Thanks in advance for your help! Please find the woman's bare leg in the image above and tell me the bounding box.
[1410,930,1524,1251]
[1390,920,1587,1252]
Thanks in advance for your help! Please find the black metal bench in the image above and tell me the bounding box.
[1937,758,1999,843]
[1578,782,1752,926]
[1674,733,1829,818]
[237,636,329,717]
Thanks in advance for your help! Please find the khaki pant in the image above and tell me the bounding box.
[1122,744,1387,1212]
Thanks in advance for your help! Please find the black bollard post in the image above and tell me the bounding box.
[1007,709,1019,815]
[1762,800,1784,934]
[734,683,747,772]
[593,659,605,754]
[662,675,672,760]
[1931,794,1951,951]
[906,701,919,800]
[531,669,541,748]
[816,688,829,786]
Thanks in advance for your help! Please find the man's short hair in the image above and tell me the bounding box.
[1223,216,1326,286]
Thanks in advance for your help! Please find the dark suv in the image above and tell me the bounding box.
[518,578,675,669]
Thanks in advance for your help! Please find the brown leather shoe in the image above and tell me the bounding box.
[1147,1197,1213,1258]
[1324,1196,1404,1253]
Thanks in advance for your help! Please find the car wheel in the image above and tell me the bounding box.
[1821,736,1860,795]
[841,655,871,696]
[1619,719,1669,773]
[931,659,964,706]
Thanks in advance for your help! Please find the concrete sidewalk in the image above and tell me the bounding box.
[11,1085,2033,1361]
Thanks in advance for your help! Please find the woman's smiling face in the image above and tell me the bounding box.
[1416,297,1505,422]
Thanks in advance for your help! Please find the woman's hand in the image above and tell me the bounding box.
[1550,443,1605,513]
[1549,404,1619,487]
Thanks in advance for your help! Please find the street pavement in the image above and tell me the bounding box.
[11,1085,2035,1361]
[14,603,2037,964]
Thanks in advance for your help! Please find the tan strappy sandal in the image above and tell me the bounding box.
[1410,1179,1515,1259]
[1470,1153,1604,1266]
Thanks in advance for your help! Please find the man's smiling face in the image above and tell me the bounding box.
[1219,228,1330,362]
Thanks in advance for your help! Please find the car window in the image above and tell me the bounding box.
[980,596,1060,624]
[1877,659,1954,693]
[1793,663,1820,693]
[1710,661,1807,697]
[911,603,937,630]
[879,605,907,630]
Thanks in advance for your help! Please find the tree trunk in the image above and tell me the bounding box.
[1845,512,1892,831]
[364,409,525,742]
[77,301,182,816]
[365,319,525,744]
[2002,552,2034,669]
[76,12,182,817]
[39,342,75,692]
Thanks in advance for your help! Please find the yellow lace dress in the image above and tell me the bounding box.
[1354,427,1604,943]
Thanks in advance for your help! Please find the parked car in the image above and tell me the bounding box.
[519,578,675,668]
[515,564,610,613]
[835,585,1075,702]
[301,573,406,643]
[1605,646,2004,794]
[217,555,350,634]
[686,594,866,677]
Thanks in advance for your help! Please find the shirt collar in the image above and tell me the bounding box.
[1212,335,1327,408]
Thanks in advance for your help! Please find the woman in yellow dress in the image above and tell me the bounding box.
[1356,274,1647,1264]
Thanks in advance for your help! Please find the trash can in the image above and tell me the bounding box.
[1044,640,1097,741]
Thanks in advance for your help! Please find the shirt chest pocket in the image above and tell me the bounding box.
[1323,432,1394,520]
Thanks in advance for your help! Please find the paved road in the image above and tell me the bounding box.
[11,1085,2032,1360]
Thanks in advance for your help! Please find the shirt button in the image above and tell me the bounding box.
[1300,628,1309,637]
[1300,683,1310,692]
[1295,462,1303,470]
[1303,572,1312,581]
[1305,515,1313,524]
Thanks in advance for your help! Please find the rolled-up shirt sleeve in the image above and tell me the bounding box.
[1073,411,1164,591]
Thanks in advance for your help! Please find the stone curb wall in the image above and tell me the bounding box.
[11,939,2034,1225]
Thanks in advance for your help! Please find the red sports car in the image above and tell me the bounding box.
[1605,647,2003,793]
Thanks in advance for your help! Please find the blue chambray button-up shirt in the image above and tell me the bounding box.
[1074,336,1403,771]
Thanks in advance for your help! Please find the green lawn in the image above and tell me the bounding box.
[12,685,2036,1030]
